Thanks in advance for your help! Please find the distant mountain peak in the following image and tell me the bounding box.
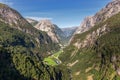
[61,27,78,37]
[35,19,55,32]
[39,19,52,25]
[35,19,61,44]
[26,18,38,26]
[26,18,38,22]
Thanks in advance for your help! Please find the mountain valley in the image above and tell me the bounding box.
[0,0,120,80]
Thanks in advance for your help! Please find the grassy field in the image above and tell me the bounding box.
[43,50,63,66]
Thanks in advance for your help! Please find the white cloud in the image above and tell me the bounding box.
[0,0,13,6]
[26,16,53,21]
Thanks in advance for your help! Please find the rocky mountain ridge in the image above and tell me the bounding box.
[73,24,109,49]
[74,0,120,35]
[26,18,38,26]
[26,18,78,45]
[35,19,60,43]
[59,0,120,80]
[0,3,60,55]
[60,10,120,80]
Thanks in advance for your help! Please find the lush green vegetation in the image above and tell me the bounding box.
[53,50,63,58]
[44,50,63,66]
[60,12,120,80]
[0,20,69,80]
[44,58,57,66]
[0,46,28,80]
[0,46,67,80]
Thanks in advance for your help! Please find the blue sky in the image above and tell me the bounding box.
[0,0,111,28]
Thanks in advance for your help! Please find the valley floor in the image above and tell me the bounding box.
[43,50,63,66]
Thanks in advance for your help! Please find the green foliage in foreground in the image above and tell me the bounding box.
[0,46,27,80]
[0,21,69,80]
[0,46,67,80]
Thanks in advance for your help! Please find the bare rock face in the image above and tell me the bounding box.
[0,4,30,27]
[75,16,95,34]
[75,0,120,35]
[26,18,38,26]
[0,3,35,35]
[35,20,61,43]
[0,4,44,39]
[74,25,109,49]
[69,0,120,47]
[26,18,37,23]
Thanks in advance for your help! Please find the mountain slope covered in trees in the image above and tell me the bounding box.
[0,3,69,80]
[60,11,120,80]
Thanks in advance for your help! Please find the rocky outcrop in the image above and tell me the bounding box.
[0,3,36,35]
[74,24,109,49]
[75,16,95,34]
[74,0,120,35]
[70,0,120,47]
[0,4,30,29]
[26,18,38,26]
[35,19,65,45]
[35,20,60,43]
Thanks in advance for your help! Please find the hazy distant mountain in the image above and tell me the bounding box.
[61,27,78,45]
[61,27,78,38]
